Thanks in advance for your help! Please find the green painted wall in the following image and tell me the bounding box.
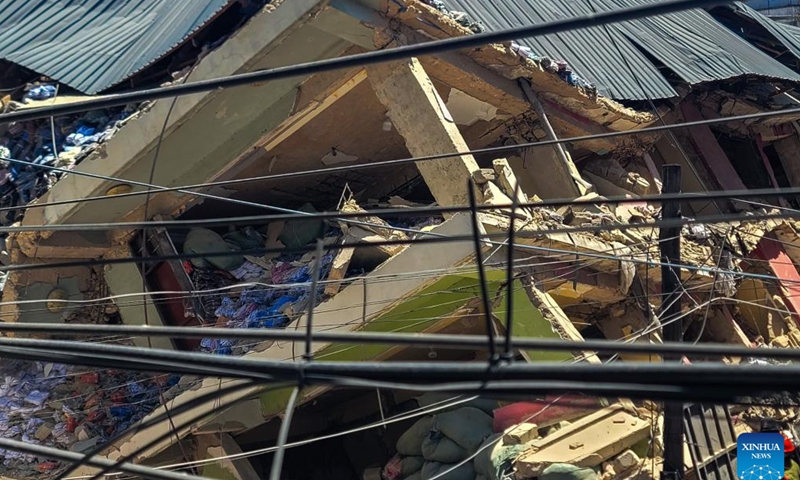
[203,462,240,480]
[258,270,571,415]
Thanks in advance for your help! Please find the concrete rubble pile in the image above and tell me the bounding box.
[0,358,182,477]
[378,395,690,480]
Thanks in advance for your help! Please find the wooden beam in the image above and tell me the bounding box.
[367,58,481,208]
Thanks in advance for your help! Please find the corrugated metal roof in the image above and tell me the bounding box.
[746,0,800,10]
[722,2,800,60]
[0,0,235,95]
[439,0,800,100]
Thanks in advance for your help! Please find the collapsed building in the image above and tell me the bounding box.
[1,0,800,479]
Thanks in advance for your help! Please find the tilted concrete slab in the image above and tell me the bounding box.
[76,213,478,469]
[20,0,338,233]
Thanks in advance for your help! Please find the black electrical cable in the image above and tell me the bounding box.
[3,336,800,389]
[4,184,800,234]
[467,182,498,362]
[9,103,800,223]
[3,209,799,274]
[0,324,777,360]
[70,382,293,480]
[78,377,762,480]
[0,437,216,480]
[0,0,728,127]
[5,101,800,218]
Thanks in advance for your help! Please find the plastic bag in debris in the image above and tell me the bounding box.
[271,295,296,312]
[26,85,57,101]
[127,381,146,398]
[431,407,493,452]
[23,390,49,406]
[473,434,526,480]
[184,228,245,271]
[229,260,264,281]
[50,422,72,445]
[241,289,274,305]
[278,203,326,249]
[510,42,534,59]
[540,463,598,480]
[271,263,311,285]
[422,432,469,463]
[397,416,434,456]
[25,418,43,436]
[421,460,476,480]
[401,456,425,477]
[684,223,709,241]
[201,338,235,355]
[215,297,239,318]
[110,406,134,420]
[246,308,289,329]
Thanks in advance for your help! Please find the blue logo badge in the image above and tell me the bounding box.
[738,433,785,480]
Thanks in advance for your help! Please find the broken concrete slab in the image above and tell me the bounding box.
[514,405,650,478]
[493,158,529,206]
[583,157,650,196]
[523,281,601,364]
[325,245,356,296]
[503,423,539,445]
[472,168,497,185]
[101,214,480,464]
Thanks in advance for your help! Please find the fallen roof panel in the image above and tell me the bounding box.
[719,2,800,61]
[0,0,235,94]
[437,0,800,100]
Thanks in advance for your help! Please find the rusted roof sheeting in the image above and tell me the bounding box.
[0,0,235,94]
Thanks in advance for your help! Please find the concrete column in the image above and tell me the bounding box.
[509,146,583,200]
[367,58,481,208]
[679,102,746,192]
[197,433,260,480]
[104,250,174,350]
[772,134,800,187]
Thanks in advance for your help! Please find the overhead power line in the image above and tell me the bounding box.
[1,209,798,273]
[2,188,800,234]
[0,335,794,385]
[0,0,727,127]
[0,321,779,360]
[6,103,800,218]
[0,437,215,480]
